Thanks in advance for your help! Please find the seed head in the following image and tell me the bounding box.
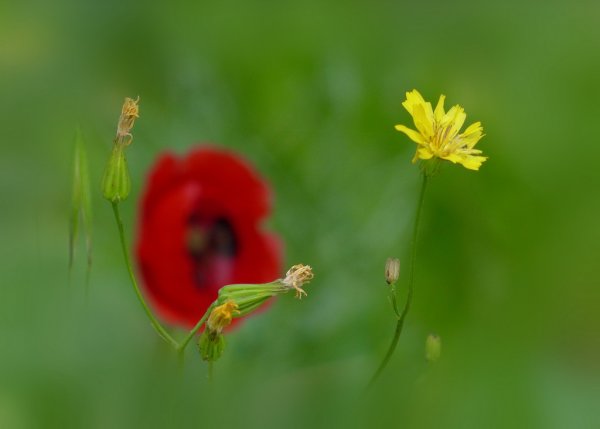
[282,264,314,299]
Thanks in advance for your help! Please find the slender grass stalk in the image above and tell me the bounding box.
[369,173,428,387]
[111,202,180,349]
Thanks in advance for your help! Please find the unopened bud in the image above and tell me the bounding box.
[101,145,131,202]
[425,334,441,363]
[198,330,225,362]
[101,97,139,203]
[385,258,400,284]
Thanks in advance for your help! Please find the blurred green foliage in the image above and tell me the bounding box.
[1,0,599,427]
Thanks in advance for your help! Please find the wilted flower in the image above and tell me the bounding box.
[281,264,314,299]
[206,301,239,333]
[116,96,139,144]
[395,90,487,171]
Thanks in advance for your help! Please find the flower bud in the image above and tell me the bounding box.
[101,97,139,203]
[425,333,441,363]
[101,145,131,202]
[385,257,400,284]
[198,330,225,362]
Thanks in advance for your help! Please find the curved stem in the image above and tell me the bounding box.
[369,173,428,387]
[111,202,179,349]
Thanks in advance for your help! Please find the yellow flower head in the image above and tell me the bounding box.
[395,90,487,171]
[207,300,240,333]
[116,96,140,144]
[282,264,314,299]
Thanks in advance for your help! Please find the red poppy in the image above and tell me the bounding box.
[136,145,282,329]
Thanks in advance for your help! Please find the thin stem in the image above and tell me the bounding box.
[177,303,215,355]
[388,286,401,318]
[369,173,428,387]
[207,362,214,383]
[111,202,179,349]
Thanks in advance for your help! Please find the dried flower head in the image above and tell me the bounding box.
[207,300,240,333]
[281,264,314,299]
[116,96,140,144]
[395,90,486,171]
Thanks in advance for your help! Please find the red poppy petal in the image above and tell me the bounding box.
[181,145,272,221]
[136,145,283,329]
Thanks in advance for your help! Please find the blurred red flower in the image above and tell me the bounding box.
[136,146,282,329]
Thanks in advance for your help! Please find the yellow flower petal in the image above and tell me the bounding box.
[459,122,484,148]
[462,121,482,136]
[417,147,434,160]
[459,155,487,170]
[434,95,446,122]
[395,124,425,144]
[412,103,434,138]
[442,153,487,170]
[448,106,466,139]
[402,89,426,114]
[460,132,484,149]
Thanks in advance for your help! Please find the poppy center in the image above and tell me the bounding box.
[186,216,237,289]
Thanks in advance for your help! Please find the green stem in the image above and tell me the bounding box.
[369,173,428,387]
[388,286,401,318]
[208,362,214,383]
[111,202,179,349]
[177,303,215,355]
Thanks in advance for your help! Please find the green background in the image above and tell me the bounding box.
[1,0,598,427]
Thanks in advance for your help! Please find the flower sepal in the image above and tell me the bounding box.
[419,157,442,178]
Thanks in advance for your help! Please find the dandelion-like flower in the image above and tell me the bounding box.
[395,90,487,171]
[281,264,314,299]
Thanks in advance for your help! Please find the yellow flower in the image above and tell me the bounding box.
[395,90,487,171]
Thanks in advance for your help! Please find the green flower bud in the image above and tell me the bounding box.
[425,334,441,363]
[198,330,225,362]
[101,144,131,203]
[101,97,139,203]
